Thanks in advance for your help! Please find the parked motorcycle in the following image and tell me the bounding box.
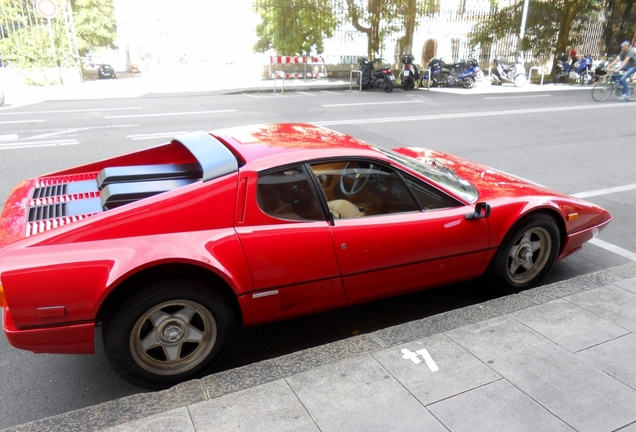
[554,53,594,84]
[400,53,419,90]
[358,57,394,93]
[421,58,481,89]
[491,56,526,87]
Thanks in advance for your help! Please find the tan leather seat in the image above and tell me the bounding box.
[328,199,365,219]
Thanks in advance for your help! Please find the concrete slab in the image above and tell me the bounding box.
[286,355,447,432]
[577,333,636,391]
[372,333,500,405]
[101,407,195,432]
[566,285,636,332]
[615,276,636,294]
[511,299,628,352]
[427,379,575,432]
[447,316,636,432]
[189,379,319,432]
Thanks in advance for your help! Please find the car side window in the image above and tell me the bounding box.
[402,175,462,210]
[257,166,323,221]
[310,160,419,219]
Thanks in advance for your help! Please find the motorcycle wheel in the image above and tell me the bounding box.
[581,72,594,85]
[402,76,409,90]
[554,72,566,84]
[513,74,527,87]
[462,77,475,89]
[384,76,393,93]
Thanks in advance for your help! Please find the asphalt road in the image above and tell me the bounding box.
[0,85,634,429]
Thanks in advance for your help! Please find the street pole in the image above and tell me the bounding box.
[518,0,530,60]
[47,18,63,84]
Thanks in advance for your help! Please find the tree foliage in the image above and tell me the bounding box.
[603,0,636,54]
[253,0,337,55]
[468,0,601,61]
[0,0,115,70]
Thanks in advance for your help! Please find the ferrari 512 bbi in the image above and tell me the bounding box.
[0,123,611,388]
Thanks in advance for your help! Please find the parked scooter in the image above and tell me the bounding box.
[491,56,527,87]
[358,57,395,93]
[421,58,481,88]
[400,53,420,90]
[554,53,594,84]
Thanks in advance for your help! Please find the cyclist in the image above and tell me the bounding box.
[604,41,636,100]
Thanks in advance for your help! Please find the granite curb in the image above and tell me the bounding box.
[5,262,636,432]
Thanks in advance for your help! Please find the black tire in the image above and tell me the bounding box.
[384,76,393,93]
[592,81,613,102]
[462,77,475,88]
[103,279,236,389]
[626,82,636,102]
[487,214,560,294]
[554,71,567,84]
[402,74,409,90]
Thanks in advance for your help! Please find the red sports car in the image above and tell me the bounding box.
[0,123,611,388]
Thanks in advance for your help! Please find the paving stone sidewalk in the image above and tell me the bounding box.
[5,262,636,432]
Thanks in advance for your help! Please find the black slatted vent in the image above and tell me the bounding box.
[28,203,67,222]
[32,184,68,199]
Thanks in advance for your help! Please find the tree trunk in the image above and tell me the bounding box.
[552,0,578,75]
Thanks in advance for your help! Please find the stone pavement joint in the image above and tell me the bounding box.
[4,262,636,432]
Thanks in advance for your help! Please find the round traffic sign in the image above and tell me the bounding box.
[36,0,58,19]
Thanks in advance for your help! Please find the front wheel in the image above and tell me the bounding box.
[513,74,527,87]
[592,81,613,102]
[384,76,393,93]
[554,71,567,84]
[626,82,636,101]
[487,214,560,294]
[103,279,236,389]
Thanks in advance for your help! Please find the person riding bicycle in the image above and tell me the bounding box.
[604,41,636,100]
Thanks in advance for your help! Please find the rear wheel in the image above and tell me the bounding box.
[592,81,613,101]
[103,279,236,389]
[487,214,560,294]
[554,71,567,84]
[462,77,475,88]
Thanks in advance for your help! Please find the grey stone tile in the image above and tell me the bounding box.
[372,333,500,405]
[566,285,636,332]
[287,354,447,432]
[202,334,381,398]
[616,422,636,432]
[511,299,628,352]
[615,276,636,294]
[428,379,574,432]
[447,316,636,432]
[578,333,636,391]
[189,379,319,432]
[101,407,195,432]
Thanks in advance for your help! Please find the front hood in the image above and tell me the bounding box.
[393,147,568,202]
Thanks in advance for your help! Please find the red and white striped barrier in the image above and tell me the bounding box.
[269,56,327,79]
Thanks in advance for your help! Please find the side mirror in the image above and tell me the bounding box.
[465,202,491,219]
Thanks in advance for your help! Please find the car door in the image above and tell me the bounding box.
[309,160,490,301]
[235,165,345,321]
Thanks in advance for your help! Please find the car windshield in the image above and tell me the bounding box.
[379,148,479,203]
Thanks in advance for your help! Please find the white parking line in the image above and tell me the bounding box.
[571,184,636,199]
[0,139,78,150]
[127,132,189,141]
[0,107,142,116]
[106,110,236,119]
[483,95,552,100]
[313,102,636,125]
[588,238,636,262]
[322,100,424,108]
[0,119,46,125]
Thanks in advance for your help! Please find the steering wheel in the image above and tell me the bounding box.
[339,162,371,196]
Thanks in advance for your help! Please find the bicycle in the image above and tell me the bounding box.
[591,71,636,101]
